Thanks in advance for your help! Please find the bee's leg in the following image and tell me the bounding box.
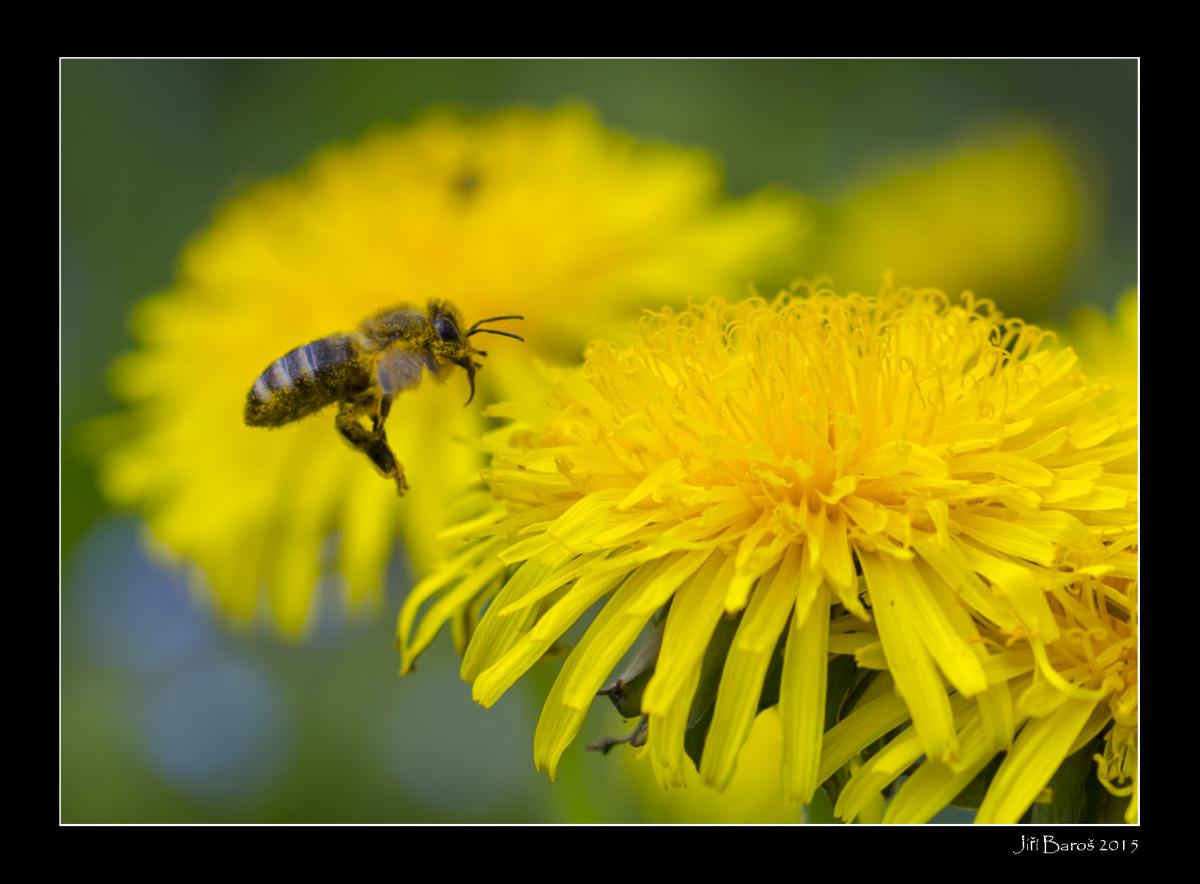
[335,401,408,495]
[366,395,406,493]
[371,395,393,436]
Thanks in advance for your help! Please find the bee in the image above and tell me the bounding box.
[244,300,523,495]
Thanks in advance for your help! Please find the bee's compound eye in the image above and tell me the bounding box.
[434,315,460,342]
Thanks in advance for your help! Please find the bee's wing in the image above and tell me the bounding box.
[377,346,431,397]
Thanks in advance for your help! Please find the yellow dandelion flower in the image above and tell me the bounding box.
[811,128,1083,317]
[824,570,1136,824]
[1064,288,1138,407]
[398,280,1137,801]
[96,105,809,637]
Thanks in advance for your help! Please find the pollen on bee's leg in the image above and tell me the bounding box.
[368,446,407,496]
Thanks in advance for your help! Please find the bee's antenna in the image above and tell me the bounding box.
[466,315,525,336]
[468,328,525,342]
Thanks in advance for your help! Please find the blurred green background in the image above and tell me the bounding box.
[61,59,1137,822]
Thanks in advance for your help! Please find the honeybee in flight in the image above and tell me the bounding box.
[244,300,523,495]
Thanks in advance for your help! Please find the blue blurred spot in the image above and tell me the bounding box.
[67,518,213,672]
[141,657,289,802]
[931,804,977,823]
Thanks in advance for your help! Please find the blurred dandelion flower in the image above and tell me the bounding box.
[811,128,1084,318]
[96,105,809,637]
[399,281,1137,803]
[825,569,1136,824]
[1064,288,1138,406]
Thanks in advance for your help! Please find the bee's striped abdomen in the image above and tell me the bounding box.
[245,335,371,427]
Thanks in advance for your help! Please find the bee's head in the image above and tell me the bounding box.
[426,300,524,406]
[426,300,468,353]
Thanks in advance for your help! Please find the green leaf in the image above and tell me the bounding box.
[681,611,742,767]
[687,611,743,728]
[950,755,1004,810]
[598,619,663,718]
[756,630,787,712]
[1081,729,1134,824]
[1089,781,1133,824]
[682,622,791,769]
[683,704,716,769]
[824,655,859,730]
[804,787,840,823]
[811,655,865,812]
[1031,736,1097,823]
[1027,728,1133,824]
